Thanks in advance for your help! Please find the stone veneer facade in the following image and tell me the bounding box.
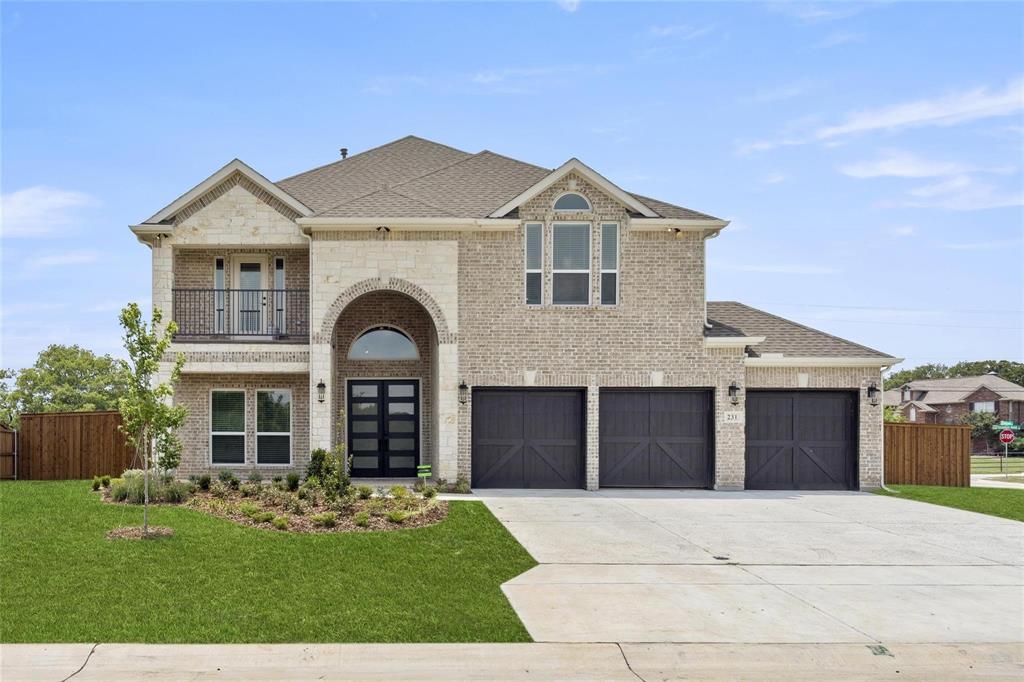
[154,168,887,489]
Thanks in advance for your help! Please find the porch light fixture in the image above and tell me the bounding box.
[867,382,879,406]
[458,381,468,405]
[317,379,326,404]
[728,382,740,405]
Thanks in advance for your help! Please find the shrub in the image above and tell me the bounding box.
[286,472,300,491]
[253,511,275,523]
[298,484,324,507]
[353,511,370,527]
[375,486,387,499]
[356,485,373,500]
[218,470,240,490]
[92,476,102,491]
[272,516,289,530]
[389,484,410,499]
[121,469,144,481]
[387,510,411,524]
[110,479,128,501]
[421,486,437,499]
[247,470,264,483]
[272,475,283,483]
[239,483,259,498]
[284,495,306,516]
[238,502,260,518]
[210,481,229,498]
[198,474,211,491]
[307,448,329,480]
[307,447,350,499]
[453,477,471,494]
[311,511,337,528]
[162,480,191,503]
[100,475,111,488]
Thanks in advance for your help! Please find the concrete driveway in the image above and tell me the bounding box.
[480,489,1024,644]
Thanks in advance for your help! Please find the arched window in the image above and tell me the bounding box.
[553,192,591,211]
[348,327,418,360]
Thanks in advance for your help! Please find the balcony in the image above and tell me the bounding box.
[172,289,309,342]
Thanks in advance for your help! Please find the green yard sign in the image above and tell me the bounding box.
[417,464,431,481]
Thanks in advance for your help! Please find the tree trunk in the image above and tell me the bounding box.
[143,428,150,535]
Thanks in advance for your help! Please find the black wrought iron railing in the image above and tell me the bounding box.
[172,289,309,340]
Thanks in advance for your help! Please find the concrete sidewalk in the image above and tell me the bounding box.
[3,642,1022,681]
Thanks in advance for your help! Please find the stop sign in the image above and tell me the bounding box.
[999,429,1015,444]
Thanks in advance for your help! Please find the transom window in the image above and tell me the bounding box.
[348,327,419,360]
[971,401,996,413]
[552,223,591,305]
[257,389,292,465]
[553,192,591,211]
[525,223,543,305]
[211,390,245,465]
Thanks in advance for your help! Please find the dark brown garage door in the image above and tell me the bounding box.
[600,390,712,487]
[746,391,858,490]
[471,389,584,489]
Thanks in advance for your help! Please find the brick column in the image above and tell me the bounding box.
[585,386,600,491]
[309,342,332,451]
[714,378,746,490]
[152,243,173,334]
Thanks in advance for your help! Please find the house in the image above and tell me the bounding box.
[884,374,1024,448]
[131,135,901,491]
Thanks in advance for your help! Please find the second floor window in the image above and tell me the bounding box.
[972,401,995,413]
[525,223,543,305]
[601,223,618,305]
[552,223,590,305]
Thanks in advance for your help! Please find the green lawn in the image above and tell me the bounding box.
[971,456,1024,475]
[0,481,536,643]
[875,484,1024,522]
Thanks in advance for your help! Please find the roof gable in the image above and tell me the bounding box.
[488,158,659,218]
[143,159,311,225]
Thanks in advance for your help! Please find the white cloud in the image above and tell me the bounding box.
[25,250,101,270]
[555,0,580,13]
[0,186,100,238]
[887,225,918,237]
[839,151,972,179]
[940,238,1024,251]
[898,175,1024,211]
[0,301,69,317]
[813,31,865,48]
[739,77,1024,154]
[711,262,841,275]
[768,2,867,24]
[648,24,716,41]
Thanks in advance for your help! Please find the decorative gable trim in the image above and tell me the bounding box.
[141,159,312,225]
[488,158,659,218]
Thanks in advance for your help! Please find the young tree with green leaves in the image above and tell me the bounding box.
[961,410,1000,453]
[117,304,187,534]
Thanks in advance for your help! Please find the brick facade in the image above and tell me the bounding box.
[156,163,886,489]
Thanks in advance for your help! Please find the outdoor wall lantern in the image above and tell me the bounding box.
[867,382,879,406]
[728,382,740,405]
[458,381,468,405]
[317,379,326,404]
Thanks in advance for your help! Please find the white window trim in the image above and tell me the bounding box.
[210,388,246,467]
[552,222,592,306]
[272,256,286,334]
[971,401,996,413]
[256,388,293,466]
[524,222,543,306]
[347,325,420,361]
[600,222,619,306]
[552,191,592,212]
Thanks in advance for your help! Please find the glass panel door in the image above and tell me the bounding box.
[347,379,419,477]
[236,261,264,334]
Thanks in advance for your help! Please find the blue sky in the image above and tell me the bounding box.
[2,1,1022,372]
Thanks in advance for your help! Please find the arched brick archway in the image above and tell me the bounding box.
[319,277,454,343]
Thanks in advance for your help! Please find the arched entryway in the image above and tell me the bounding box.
[331,290,439,479]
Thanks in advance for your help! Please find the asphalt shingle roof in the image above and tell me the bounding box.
[896,375,1024,402]
[705,301,892,358]
[274,135,721,221]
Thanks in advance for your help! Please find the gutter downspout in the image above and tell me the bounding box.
[703,230,720,330]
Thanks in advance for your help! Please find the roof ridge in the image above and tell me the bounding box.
[275,135,472,185]
[715,301,890,357]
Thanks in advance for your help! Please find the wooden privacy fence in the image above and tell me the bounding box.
[885,422,971,487]
[0,426,15,479]
[16,411,138,480]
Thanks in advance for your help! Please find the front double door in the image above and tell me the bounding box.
[348,380,419,478]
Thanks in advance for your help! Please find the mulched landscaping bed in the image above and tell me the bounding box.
[106,526,175,540]
[186,491,448,533]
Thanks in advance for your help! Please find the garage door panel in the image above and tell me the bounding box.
[600,390,712,488]
[472,389,583,489]
[746,392,856,491]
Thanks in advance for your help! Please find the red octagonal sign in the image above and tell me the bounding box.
[999,429,1015,444]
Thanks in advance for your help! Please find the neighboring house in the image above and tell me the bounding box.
[884,374,1024,449]
[131,136,900,491]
